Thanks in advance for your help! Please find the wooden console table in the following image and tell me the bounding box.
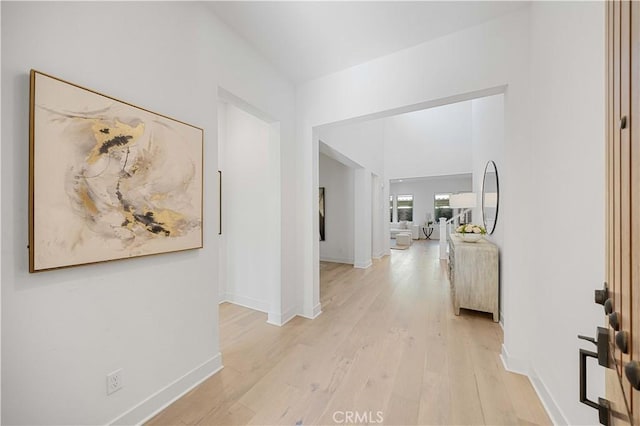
[448,234,499,322]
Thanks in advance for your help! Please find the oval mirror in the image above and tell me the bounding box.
[482,160,499,235]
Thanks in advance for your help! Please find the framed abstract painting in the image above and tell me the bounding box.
[29,70,204,272]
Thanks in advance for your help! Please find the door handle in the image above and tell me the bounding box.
[580,349,610,425]
[595,282,609,305]
[578,328,611,425]
[578,327,609,367]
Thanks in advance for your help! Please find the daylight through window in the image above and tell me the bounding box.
[397,194,413,221]
[434,193,453,221]
[389,195,394,222]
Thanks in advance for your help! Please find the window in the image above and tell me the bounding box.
[389,195,394,222]
[434,193,453,221]
[397,194,413,221]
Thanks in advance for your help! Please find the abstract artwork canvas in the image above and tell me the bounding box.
[29,70,203,272]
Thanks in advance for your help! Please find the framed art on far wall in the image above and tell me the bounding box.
[29,70,204,272]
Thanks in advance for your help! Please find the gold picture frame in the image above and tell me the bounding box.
[29,70,204,272]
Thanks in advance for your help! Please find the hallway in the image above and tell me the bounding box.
[149,240,550,425]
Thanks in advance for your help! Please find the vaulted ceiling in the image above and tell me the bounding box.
[208,1,528,84]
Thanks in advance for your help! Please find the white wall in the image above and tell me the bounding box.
[471,94,505,319]
[0,3,3,420]
[319,153,354,264]
[218,102,280,315]
[528,2,605,423]
[384,101,472,180]
[296,4,606,424]
[319,101,473,181]
[318,120,385,176]
[390,174,472,239]
[1,2,295,424]
[353,169,373,269]
[371,174,384,259]
[218,103,228,302]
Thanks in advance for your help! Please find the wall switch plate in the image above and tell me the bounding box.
[106,369,123,395]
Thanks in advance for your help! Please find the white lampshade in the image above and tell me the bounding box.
[484,192,498,208]
[450,192,477,209]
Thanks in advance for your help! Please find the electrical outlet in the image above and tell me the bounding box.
[106,369,123,395]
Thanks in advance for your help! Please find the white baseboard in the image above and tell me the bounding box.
[500,344,529,376]
[223,296,296,327]
[529,367,569,426]
[312,303,322,317]
[267,305,297,327]
[319,256,353,265]
[109,353,223,425]
[354,260,372,269]
[300,303,322,320]
[223,293,269,313]
[500,344,568,425]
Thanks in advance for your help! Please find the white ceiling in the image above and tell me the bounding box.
[208,1,528,84]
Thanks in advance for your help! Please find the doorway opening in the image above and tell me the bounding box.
[217,89,282,325]
[311,88,505,325]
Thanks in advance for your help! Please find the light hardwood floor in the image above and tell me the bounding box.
[148,240,551,425]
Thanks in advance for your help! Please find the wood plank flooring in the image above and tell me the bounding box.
[148,240,551,425]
